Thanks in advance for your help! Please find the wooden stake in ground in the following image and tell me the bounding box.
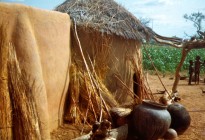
[172,48,190,93]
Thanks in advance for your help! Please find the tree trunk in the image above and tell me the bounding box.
[172,48,190,93]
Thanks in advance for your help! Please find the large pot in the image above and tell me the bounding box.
[167,103,191,135]
[131,100,171,140]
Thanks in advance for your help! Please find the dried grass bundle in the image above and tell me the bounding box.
[7,44,41,140]
[64,63,118,124]
[0,25,12,140]
[90,32,111,79]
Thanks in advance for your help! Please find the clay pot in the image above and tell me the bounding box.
[131,100,171,140]
[167,103,191,135]
[163,128,178,140]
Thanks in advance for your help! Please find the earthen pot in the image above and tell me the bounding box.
[131,100,171,140]
[167,103,191,135]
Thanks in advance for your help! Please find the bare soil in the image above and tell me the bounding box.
[148,74,205,140]
[51,74,205,140]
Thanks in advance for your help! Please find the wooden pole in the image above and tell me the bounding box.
[172,48,190,93]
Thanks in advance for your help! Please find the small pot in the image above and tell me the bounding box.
[163,128,178,140]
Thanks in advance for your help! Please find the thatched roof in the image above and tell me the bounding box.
[55,0,150,41]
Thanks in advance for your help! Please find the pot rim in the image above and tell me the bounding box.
[143,100,168,109]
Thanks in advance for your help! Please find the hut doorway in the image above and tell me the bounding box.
[133,73,140,98]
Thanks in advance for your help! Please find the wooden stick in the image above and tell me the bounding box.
[87,55,103,122]
[114,74,139,100]
[143,45,173,100]
[84,75,97,121]
[73,19,96,135]
[87,55,112,121]
[130,56,155,101]
[73,19,111,133]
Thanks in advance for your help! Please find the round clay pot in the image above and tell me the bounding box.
[163,128,178,139]
[131,100,171,140]
[167,103,191,135]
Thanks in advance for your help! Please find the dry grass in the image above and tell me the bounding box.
[55,0,149,41]
[63,20,121,127]
[62,19,153,128]
[64,63,119,124]
[131,54,155,102]
[64,21,152,127]
[7,44,41,139]
[0,25,12,140]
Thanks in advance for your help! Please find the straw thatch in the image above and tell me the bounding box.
[7,44,41,140]
[64,63,119,124]
[55,0,149,41]
[0,25,12,140]
[0,25,41,139]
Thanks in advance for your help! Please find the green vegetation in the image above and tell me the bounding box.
[142,44,205,74]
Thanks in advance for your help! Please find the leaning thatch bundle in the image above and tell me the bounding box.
[0,25,12,140]
[7,44,41,140]
[64,63,119,124]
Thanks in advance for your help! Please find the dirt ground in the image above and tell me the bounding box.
[148,74,205,140]
[51,74,205,140]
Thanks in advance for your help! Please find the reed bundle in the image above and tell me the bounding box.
[64,63,119,124]
[7,44,41,140]
[0,25,12,140]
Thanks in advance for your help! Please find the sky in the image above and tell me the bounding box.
[1,0,205,38]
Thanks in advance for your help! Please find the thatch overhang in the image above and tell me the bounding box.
[55,0,150,41]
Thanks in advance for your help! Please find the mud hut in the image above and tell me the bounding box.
[55,0,152,123]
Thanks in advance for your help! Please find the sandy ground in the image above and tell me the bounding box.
[148,74,205,140]
[51,74,205,140]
